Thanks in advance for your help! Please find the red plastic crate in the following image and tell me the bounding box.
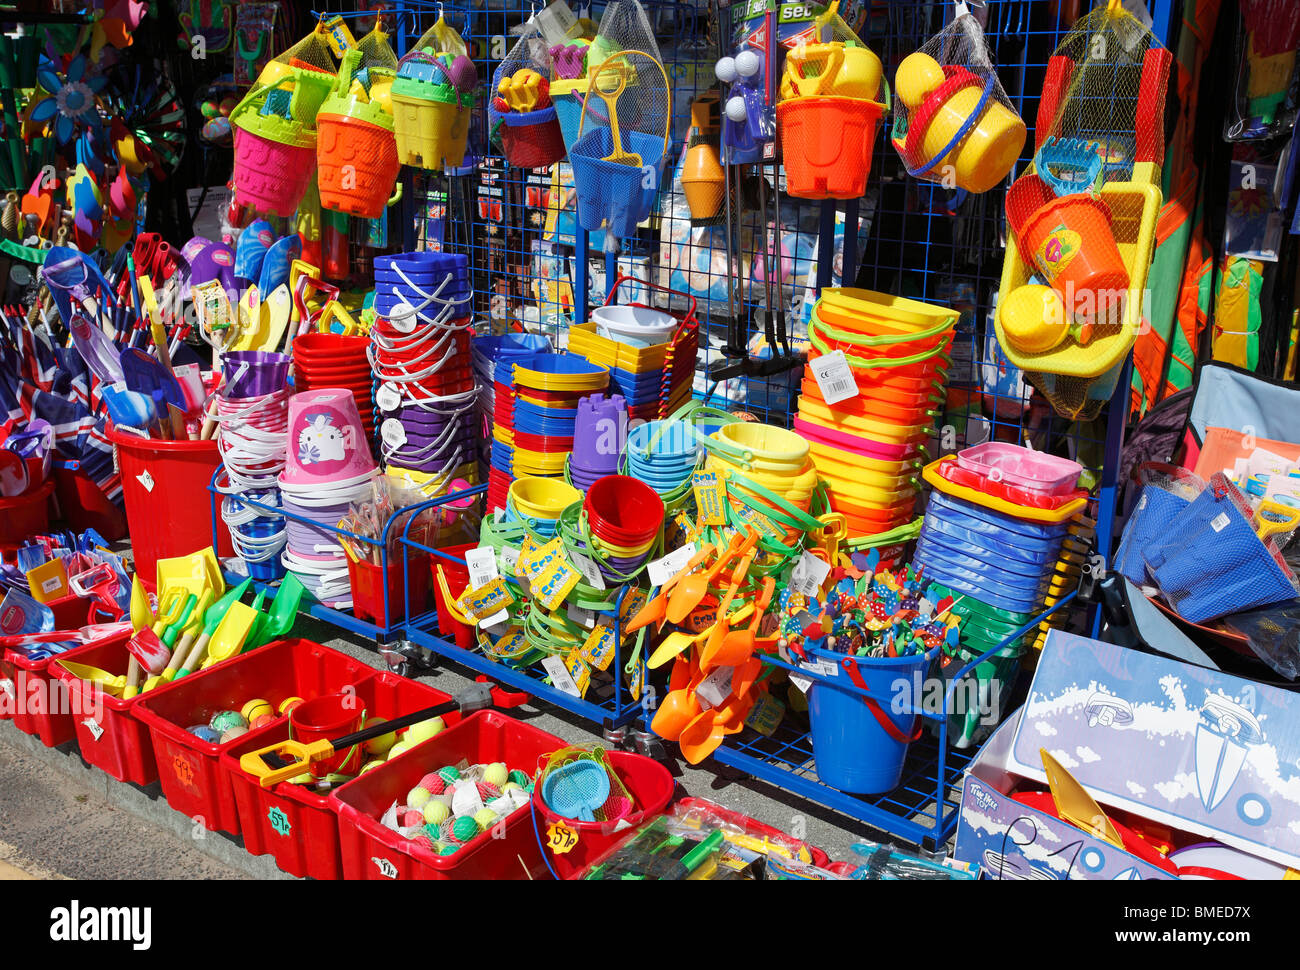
[0,631,130,746]
[334,711,564,880]
[133,638,378,835]
[223,670,458,879]
[346,549,431,627]
[49,635,161,785]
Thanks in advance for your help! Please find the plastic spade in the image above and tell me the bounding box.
[57,660,128,697]
[666,531,754,626]
[646,601,754,670]
[173,578,250,679]
[142,593,197,692]
[199,599,258,669]
[246,574,305,649]
[624,543,715,634]
[1041,748,1123,848]
[702,575,773,669]
[159,589,211,683]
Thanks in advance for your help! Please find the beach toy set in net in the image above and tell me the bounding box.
[489,21,566,169]
[393,14,478,172]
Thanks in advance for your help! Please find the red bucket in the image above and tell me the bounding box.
[585,475,665,546]
[0,478,53,550]
[52,466,127,541]
[289,692,366,778]
[232,127,316,219]
[108,427,232,587]
[777,96,884,200]
[499,110,566,170]
[346,549,431,627]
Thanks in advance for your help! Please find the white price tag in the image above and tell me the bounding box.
[801,659,838,678]
[376,383,402,412]
[500,547,520,573]
[647,542,697,588]
[381,419,407,449]
[137,470,155,492]
[41,576,64,594]
[541,655,582,697]
[695,666,735,708]
[389,303,418,334]
[809,350,859,406]
[83,718,104,742]
[789,673,813,694]
[566,602,596,629]
[789,551,831,597]
[465,547,500,590]
[568,551,605,590]
[536,0,578,43]
[1211,512,1230,533]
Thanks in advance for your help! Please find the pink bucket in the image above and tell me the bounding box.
[283,389,377,488]
[233,127,317,219]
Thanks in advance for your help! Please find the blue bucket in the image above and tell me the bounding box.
[569,128,667,237]
[806,642,938,794]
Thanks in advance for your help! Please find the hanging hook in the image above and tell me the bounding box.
[436,0,444,20]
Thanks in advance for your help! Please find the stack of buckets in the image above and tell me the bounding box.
[504,476,581,539]
[567,393,628,491]
[489,353,609,513]
[702,421,818,543]
[795,288,958,538]
[293,331,375,453]
[472,333,550,475]
[215,350,293,581]
[369,252,477,495]
[230,58,336,218]
[623,419,699,507]
[316,48,401,219]
[915,443,1084,748]
[278,389,380,609]
[582,475,665,582]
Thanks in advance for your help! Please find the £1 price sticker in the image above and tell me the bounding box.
[809,350,859,406]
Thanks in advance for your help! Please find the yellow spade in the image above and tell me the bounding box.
[158,589,212,683]
[590,63,640,167]
[646,602,754,670]
[125,588,186,699]
[1041,748,1123,848]
[155,548,224,602]
[129,574,154,632]
[288,259,321,329]
[199,600,259,669]
[58,661,128,698]
[233,284,262,351]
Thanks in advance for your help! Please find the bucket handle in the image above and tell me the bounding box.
[840,657,924,744]
[899,74,994,180]
[785,42,846,99]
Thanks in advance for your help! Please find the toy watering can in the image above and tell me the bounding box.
[781,42,882,103]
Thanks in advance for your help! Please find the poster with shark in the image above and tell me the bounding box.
[1009,630,1300,869]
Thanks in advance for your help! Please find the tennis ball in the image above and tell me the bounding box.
[483,762,508,787]
[451,815,479,843]
[507,769,531,787]
[404,716,446,744]
[388,740,415,760]
[423,800,450,826]
[437,765,461,784]
[279,697,304,715]
[417,772,446,795]
[209,710,246,733]
[220,726,248,743]
[406,785,433,810]
[364,718,398,756]
[250,713,277,730]
[241,698,273,723]
[359,760,383,775]
[473,808,497,832]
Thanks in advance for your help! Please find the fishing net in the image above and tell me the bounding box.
[488,20,566,169]
[997,1,1170,421]
[537,744,637,823]
[889,6,1024,194]
[572,50,670,245]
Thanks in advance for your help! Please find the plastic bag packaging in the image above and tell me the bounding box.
[843,840,978,880]
[1143,473,1300,624]
[1221,601,1300,680]
[1114,463,1207,585]
[1223,0,1300,142]
[393,15,477,171]
[488,19,566,169]
[890,3,1025,194]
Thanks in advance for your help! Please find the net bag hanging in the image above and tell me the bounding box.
[994,0,1172,422]
[1142,474,1300,625]
[317,29,402,218]
[1113,463,1206,586]
[489,22,566,169]
[570,50,670,243]
[393,14,478,171]
[776,3,887,201]
[588,0,662,71]
[230,28,338,218]
[889,3,1026,194]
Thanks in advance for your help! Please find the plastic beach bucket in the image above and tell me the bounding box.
[1019,193,1129,322]
[289,692,365,778]
[777,96,884,200]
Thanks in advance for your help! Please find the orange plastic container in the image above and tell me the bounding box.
[316,113,401,218]
[1018,193,1129,321]
[777,96,884,200]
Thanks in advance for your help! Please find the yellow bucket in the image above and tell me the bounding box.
[509,476,582,521]
[392,92,469,170]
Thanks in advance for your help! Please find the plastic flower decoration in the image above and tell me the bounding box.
[31,55,108,145]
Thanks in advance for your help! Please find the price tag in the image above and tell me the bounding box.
[83,718,104,742]
[789,673,814,694]
[580,624,617,672]
[547,819,580,854]
[566,602,596,629]
[381,418,407,449]
[532,557,580,610]
[647,542,697,588]
[541,655,582,697]
[515,535,541,576]
[617,587,648,636]
[568,550,606,590]
[745,692,785,736]
[137,470,155,493]
[535,0,578,44]
[564,650,591,697]
[376,383,402,412]
[1211,512,1230,533]
[692,471,727,526]
[809,350,859,406]
[801,659,838,678]
[318,14,356,56]
[628,659,645,702]
[500,546,520,574]
[789,551,831,597]
[465,546,500,590]
[520,535,565,581]
[695,665,735,708]
[456,577,514,622]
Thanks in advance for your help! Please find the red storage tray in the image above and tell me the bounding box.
[334,711,564,880]
[133,638,377,835]
[50,635,160,785]
[0,630,130,745]
[223,670,459,879]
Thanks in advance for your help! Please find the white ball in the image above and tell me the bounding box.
[734,50,761,78]
[725,96,748,123]
[715,56,737,84]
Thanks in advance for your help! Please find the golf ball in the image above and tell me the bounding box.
[734,50,760,78]
[725,96,748,123]
[715,56,737,83]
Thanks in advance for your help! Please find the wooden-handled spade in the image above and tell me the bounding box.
[239,681,528,787]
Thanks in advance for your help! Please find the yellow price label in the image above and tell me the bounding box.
[520,535,566,581]
[580,623,616,672]
[692,471,727,526]
[456,577,514,620]
[617,587,649,637]
[317,14,356,57]
[564,648,592,696]
[532,557,580,611]
[547,820,580,855]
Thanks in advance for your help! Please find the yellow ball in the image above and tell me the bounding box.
[896,52,946,110]
[407,786,433,809]
[359,760,384,775]
[423,800,450,826]
[999,284,1069,354]
[473,808,498,833]
[364,717,398,756]
[387,740,415,761]
[404,716,446,745]
[483,762,508,787]
[279,696,304,716]
[242,699,273,723]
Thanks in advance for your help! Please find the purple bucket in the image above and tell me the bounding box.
[224,350,292,398]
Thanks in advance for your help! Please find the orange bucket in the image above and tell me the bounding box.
[1019,193,1129,322]
[777,96,884,200]
[317,113,402,219]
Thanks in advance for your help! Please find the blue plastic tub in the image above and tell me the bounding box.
[806,642,938,794]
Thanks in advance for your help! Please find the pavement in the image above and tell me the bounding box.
[0,613,935,879]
